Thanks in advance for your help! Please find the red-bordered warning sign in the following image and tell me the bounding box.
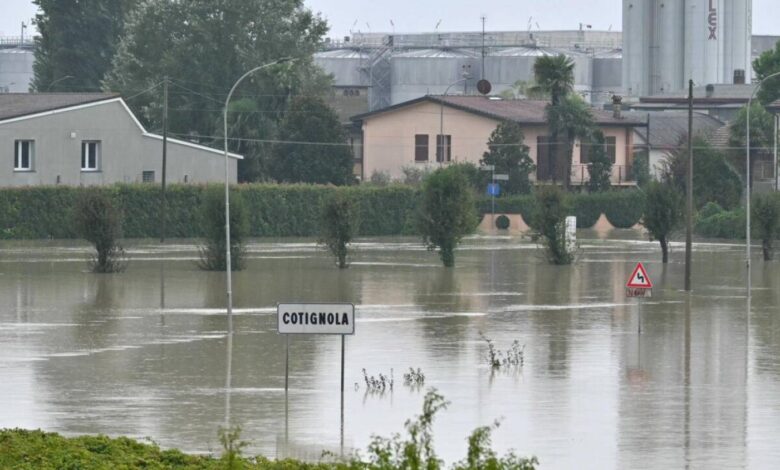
[626,262,653,289]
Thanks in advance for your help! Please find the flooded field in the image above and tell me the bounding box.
[1,233,779,469]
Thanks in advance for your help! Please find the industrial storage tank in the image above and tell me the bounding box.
[390,48,481,104]
[0,47,34,93]
[313,48,370,87]
[591,49,623,106]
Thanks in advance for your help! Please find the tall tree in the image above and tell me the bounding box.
[534,54,576,185]
[270,96,354,185]
[104,0,331,181]
[643,181,683,264]
[480,121,535,195]
[547,94,595,188]
[729,102,775,191]
[753,39,780,105]
[586,131,612,192]
[32,0,139,92]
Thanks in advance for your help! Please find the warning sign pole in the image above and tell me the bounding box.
[626,262,653,335]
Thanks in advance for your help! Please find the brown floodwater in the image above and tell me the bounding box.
[0,232,778,469]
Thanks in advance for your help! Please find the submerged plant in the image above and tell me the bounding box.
[403,367,426,389]
[361,368,394,394]
[73,188,127,273]
[480,333,525,369]
[217,425,248,470]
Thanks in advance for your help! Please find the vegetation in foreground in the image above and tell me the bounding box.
[0,390,537,470]
[319,192,360,268]
[73,188,127,273]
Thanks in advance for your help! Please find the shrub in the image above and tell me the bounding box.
[604,191,645,228]
[570,192,603,228]
[752,193,780,261]
[319,192,360,268]
[73,188,126,273]
[480,121,535,195]
[630,150,651,187]
[586,131,612,193]
[418,166,478,267]
[198,187,249,271]
[698,201,724,220]
[369,170,391,186]
[532,185,573,265]
[401,166,432,186]
[695,208,745,239]
[643,181,683,263]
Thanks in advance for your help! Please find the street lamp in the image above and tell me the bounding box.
[438,77,469,164]
[47,75,74,91]
[223,58,292,319]
[746,70,780,274]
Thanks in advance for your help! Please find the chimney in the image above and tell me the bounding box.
[612,95,623,119]
[734,69,746,85]
[705,84,715,98]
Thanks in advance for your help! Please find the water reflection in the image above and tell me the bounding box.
[0,236,779,468]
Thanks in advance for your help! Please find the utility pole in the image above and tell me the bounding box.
[481,16,486,79]
[160,77,168,243]
[684,79,693,291]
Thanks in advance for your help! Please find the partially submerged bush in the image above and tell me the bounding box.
[532,185,573,265]
[198,187,249,271]
[319,192,360,268]
[753,193,780,261]
[73,188,126,273]
[643,181,683,263]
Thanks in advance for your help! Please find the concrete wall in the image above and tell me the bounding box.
[361,100,637,185]
[0,100,238,186]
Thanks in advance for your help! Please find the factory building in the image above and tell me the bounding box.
[0,37,33,93]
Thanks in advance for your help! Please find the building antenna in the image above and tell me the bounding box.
[434,19,442,32]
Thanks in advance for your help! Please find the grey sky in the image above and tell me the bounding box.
[2,0,780,39]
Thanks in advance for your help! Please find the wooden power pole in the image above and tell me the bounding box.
[685,79,693,291]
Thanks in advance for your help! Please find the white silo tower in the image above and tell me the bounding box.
[623,0,751,98]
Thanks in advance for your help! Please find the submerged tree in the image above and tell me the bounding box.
[73,189,126,273]
[198,187,249,271]
[532,185,573,265]
[752,193,780,261]
[547,94,595,188]
[729,103,775,191]
[319,192,360,268]
[642,181,683,263]
[481,121,535,195]
[417,166,478,267]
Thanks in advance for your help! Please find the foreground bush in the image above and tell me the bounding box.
[73,188,126,273]
[198,188,249,271]
[532,185,573,265]
[643,181,683,263]
[319,193,360,268]
[0,390,537,470]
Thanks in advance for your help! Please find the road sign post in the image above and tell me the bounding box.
[277,302,355,454]
[626,263,653,334]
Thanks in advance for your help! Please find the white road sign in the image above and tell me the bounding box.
[277,303,355,335]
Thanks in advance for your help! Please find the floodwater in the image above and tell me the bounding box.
[1,232,779,469]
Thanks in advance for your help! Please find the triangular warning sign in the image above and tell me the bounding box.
[626,262,653,288]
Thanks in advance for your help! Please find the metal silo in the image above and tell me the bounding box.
[655,0,685,94]
[390,48,481,104]
[483,46,557,96]
[592,49,623,106]
[313,48,370,87]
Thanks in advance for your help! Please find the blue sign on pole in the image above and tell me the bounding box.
[487,183,500,196]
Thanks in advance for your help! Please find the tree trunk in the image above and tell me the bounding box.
[440,240,455,267]
[660,236,669,263]
[763,238,774,261]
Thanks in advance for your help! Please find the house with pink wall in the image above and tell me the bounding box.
[352,95,647,186]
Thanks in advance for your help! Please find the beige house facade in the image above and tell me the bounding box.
[353,95,646,185]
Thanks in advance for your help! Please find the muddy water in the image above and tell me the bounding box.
[1,233,779,469]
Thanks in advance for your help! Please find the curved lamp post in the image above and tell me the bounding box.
[746,70,780,274]
[47,75,74,91]
[223,58,292,319]
[438,77,469,164]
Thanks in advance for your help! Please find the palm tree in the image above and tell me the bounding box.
[534,55,578,185]
[548,95,595,188]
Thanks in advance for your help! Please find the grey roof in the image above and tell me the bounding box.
[0,93,119,122]
[631,111,724,149]
[313,49,371,59]
[489,46,564,57]
[393,48,479,58]
[640,84,758,103]
[354,95,647,127]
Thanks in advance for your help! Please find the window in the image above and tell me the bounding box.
[436,134,451,162]
[81,141,100,171]
[14,140,34,171]
[536,136,553,181]
[415,134,429,162]
[142,170,155,183]
[605,136,617,163]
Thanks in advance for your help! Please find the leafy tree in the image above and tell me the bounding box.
[198,187,249,271]
[481,121,535,195]
[532,185,573,265]
[643,181,683,263]
[630,150,651,187]
[752,193,780,261]
[661,136,742,210]
[73,189,126,273]
[104,0,331,182]
[319,192,360,268]
[729,102,776,191]
[753,39,780,105]
[534,54,575,184]
[32,0,140,92]
[271,96,355,185]
[417,166,478,267]
[586,131,612,192]
[547,94,595,188]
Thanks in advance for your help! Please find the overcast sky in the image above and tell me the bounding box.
[2,0,780,39]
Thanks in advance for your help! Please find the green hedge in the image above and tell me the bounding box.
[0,184,646,240]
